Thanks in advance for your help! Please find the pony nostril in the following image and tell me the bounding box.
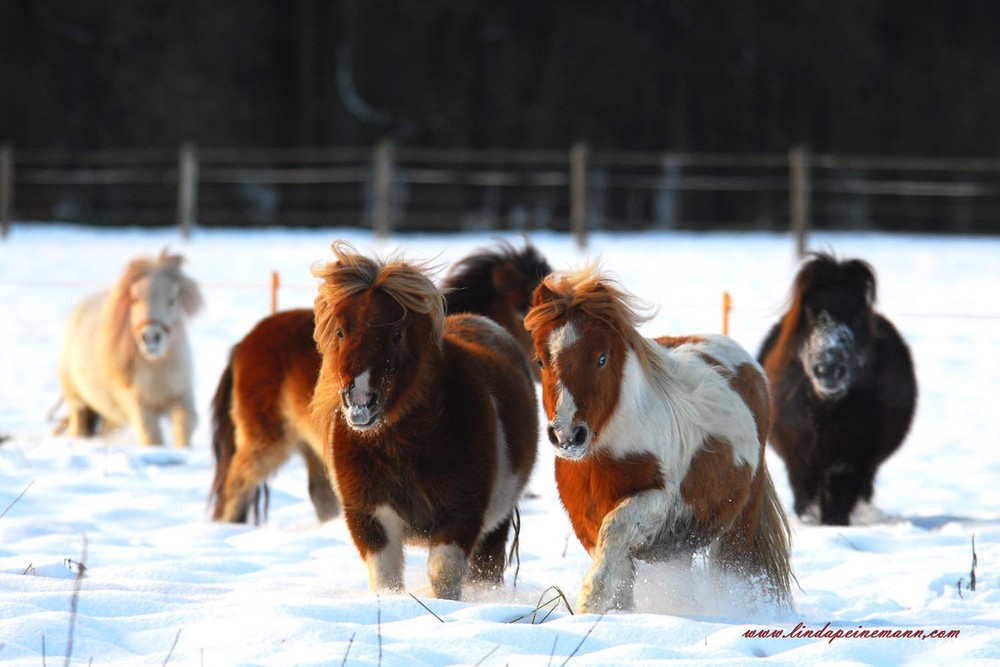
[365,390,379,409]
[546,425,560,446]
[572,424,589,447]
[341,388,351,409]
[143,329,163,348]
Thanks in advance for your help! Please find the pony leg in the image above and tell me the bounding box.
[130,404,165,446]
[467,517,511,586]
[170,395,197,448]
[428,543,469,600]
[348,506,405,593]
[819,462,863,526]
[64,403,100,437]
[580,491,670,613]
[299,442,340,522]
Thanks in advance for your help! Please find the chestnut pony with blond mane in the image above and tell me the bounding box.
[526,267,792,613]
[310,242,537,600]
[208,240,550,524]
[58,249,202,446]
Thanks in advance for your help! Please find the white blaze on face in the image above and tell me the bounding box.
[547,322,580,431]
[348,368,372,405]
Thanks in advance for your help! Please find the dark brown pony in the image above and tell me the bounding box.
[758,253,917,525]
[526,266,792,613]
[311,242,537,599]
[209,239,549,523]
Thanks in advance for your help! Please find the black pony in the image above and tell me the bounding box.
[758,253,917,525]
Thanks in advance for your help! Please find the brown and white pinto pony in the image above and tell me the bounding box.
[58,249,202,446]
[526,268,793,613]
[208,239,549,523]
[310,242,538,600]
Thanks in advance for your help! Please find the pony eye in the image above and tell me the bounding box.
[393,330,403,342]
[597,353,607,368]
[535,357,544,369]
[336,328,345,340]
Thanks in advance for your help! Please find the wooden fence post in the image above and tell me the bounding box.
[177,142,198,239]
[372,138,393,239]
[789,145,810,257]
[570,142,588,249]
[1,144,12,239]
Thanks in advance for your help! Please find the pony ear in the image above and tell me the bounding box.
[844,259,877,306]
[180,274,203,316]
[491,262,520,295]
[532,281,558,307]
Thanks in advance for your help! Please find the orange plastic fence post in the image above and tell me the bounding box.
[722,291,732,336]
[271,271,280,315]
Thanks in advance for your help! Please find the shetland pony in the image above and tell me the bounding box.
[757,253,917,526]
[209,240,550,523]
[525,268,792,613]
[58,249,202,446]
[311,242,537,599]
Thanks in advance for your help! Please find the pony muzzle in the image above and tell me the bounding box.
[136,321,171,359]
[341,385,382,430]
[546,420,591,459]
[806,347,853,399]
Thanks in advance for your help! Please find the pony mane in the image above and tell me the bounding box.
[768,252,877,373]
[442,238,552,314]
[312,241,446,350]
[102,249,202,382]
[526,265,666,376]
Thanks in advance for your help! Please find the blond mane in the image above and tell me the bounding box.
[312,241,446,352]
[525,265,667,377]
[100,249,202,383]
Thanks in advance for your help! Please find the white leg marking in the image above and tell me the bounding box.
[580,490,682,613]
[427,543,468,600]
[365,505,405,592]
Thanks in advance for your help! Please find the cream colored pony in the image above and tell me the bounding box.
[58,249,203,446]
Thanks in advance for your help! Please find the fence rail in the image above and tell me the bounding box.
[3,142,1000,247]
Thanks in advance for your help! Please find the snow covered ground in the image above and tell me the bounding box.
[0,224,998,666]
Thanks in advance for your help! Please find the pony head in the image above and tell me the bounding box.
[105,249,202,369]
[442,238,552,362]
[526,266,660,460]
[312,241,445,433]
[778,252,877,400]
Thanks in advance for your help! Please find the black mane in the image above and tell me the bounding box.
[794,252,877,311]
[442,239,552,315]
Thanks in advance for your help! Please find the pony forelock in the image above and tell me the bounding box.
[767,251,878,376]
[526,264,665,375]
[312,240,446,350]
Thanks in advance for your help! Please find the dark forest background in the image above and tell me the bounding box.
[3,0,1000,155]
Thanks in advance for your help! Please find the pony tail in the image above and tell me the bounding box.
[209,353,237,518]
[751,469,794,605]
